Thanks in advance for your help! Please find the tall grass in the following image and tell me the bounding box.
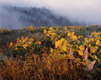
[0,54,100,80]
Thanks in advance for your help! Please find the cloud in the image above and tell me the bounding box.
[42,0,101,24]
[0,0,44,7]
[0,0,101,25]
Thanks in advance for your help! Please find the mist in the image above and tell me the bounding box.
[0,0,101,25]
[44,0,101,25]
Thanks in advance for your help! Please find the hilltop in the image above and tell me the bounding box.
[0,6,82,29]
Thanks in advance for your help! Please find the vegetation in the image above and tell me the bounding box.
[0,25,101,80]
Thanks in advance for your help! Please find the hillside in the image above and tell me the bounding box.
[0,26,101,80]
[0,6,81,29]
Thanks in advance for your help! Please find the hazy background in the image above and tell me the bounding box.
[0,0,101,25]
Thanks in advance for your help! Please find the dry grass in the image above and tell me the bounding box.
[0,54,100,80]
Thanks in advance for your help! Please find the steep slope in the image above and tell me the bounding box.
[0,6,79,29]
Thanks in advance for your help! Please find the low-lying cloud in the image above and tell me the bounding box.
[0,0,101,25]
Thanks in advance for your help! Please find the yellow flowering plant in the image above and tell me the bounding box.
[6,26,101,75]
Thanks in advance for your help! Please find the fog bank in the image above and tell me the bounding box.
[0,0,101,25]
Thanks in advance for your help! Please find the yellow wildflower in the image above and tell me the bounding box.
[90,47,96,53]
[17,37,20,43]
[27,25,33,29]
[88,44,91,47]
[68,32,71,36]
[50,48,53,53]
[78,50,83,56]
[29,38,34,42]
[95,46,98,50]
[35,41,41,45]
[78,36,81,39]
[94,55,99,61]
[64,40,68,46]
[96,40,100,46]
[48,31,52,34]
[9,42,13,47]
[15,48,18,50]
[52,33,56,36]
[78,36,83,39]
[55,41,60,48]
[55,41,58,48]
[71,32,74,35]
[62,45,67,51]
[21,36,24,40]
[23,44,27,49]
[84,38,88,42]
[71,35,77,41]
[49,27,54,31]
[60,38,65,42]
[90,38,94,42]
[15,44,17,47]
[79,45,84,51]
[44,29,47,34]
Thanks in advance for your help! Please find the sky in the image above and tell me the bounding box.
[0,0,101,25]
